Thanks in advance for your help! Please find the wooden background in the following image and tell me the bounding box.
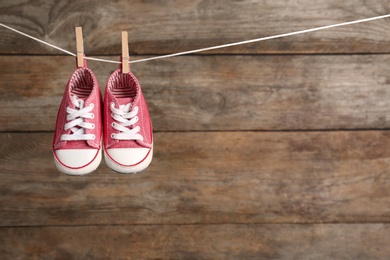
[1,0,390,259]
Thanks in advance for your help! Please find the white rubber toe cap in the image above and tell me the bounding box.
[104,147,153,174]
[106,148,150,166]
[54,149,101,175]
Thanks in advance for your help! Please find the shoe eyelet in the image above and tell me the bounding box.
[137,126,141,131]
[111,133,115,139]
[91,113,95,119]
[92,134,96,140]
[111,122,115,127]
[90,103,94,108]
[91,124,95,129]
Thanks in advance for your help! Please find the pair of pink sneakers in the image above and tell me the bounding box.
[52,58,153,175]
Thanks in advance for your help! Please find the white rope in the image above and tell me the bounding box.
[130,13,390,63]
[1,13,390,64]
[84,56,120,64]
[0,23,76,57]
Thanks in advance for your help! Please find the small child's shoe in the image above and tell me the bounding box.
[103,68,153,174]
[53,62,102,175]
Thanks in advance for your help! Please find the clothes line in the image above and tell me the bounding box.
[1,13,390,64]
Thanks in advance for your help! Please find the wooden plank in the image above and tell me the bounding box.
[1,131,390,226]
[1,224,390,259]
[0,0,390,55]
[1,55,390,131]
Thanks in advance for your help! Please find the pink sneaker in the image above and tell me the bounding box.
[103,68,153,174]
[52,61,102,175]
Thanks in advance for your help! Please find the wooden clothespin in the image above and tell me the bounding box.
[121,31,130,73]
[75,27,84,67]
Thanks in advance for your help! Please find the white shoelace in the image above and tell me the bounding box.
[110,102,143,141]
[61,95,95,141]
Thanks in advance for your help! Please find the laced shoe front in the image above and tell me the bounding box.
[104,68,153,174]
[52,62,102,175]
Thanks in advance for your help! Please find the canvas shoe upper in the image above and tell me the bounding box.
[52,60,102,175]
[104,68,153,174]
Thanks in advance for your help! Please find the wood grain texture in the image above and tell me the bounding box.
[1,224,390,259]
[1,131,390,226]
[1,55,390,132]
[2,0,389,257]
[0,0,390,55]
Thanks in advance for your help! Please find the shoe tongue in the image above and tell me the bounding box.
[73,94,87,102]
[116,97,134,106]
[68,94,87,108]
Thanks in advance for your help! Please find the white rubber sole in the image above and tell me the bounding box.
[104,147,153,174]
[53,148,102,176]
